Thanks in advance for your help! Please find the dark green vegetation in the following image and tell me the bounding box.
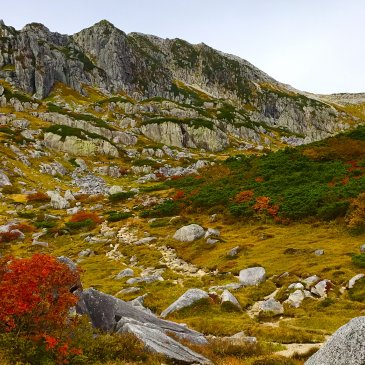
[142,126,365,223]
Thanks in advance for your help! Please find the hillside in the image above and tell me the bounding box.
[0,20,365,365]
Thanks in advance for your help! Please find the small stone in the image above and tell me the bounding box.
[314,249,324,256]
[303,275,320,288]
[227,246,240,257]
[360,244,365,253]
[348,274,365,289]
[288,282,305,290]
[285,290,305,308]
[221,289,242,310]
[311,279,332,298]
[206,238,219,245]
[204,228,220,239]
[115,268,134,280]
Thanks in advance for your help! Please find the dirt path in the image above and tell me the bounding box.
[276,342,322,357]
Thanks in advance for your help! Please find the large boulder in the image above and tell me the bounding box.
[173,224,205,242]
[305,316,365,365]
[161,289,209,318]
[77,288,210,363]
[117,318,211,364]
[239,267,266,286]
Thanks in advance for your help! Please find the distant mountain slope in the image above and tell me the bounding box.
[0,19,364,151]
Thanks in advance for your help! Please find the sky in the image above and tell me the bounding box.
[1,0,364,94]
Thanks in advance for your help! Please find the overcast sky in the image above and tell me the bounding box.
[1,1,364,94]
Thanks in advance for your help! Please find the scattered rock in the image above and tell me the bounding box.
[303,275,320,288]
[360,244,365,253]
[314,249,324,256]
[259,298,284,315]
[348,274,365,289]
[227,246,240,257]
[221,290,242,310]
[204,228,220,239]
[225,331,257,344]
[161,289,209,318]
[288,282,305,290]
[0,170,11,187]
[173,224,205,242]
[239,267,266,286]
[126,275,163,285]
[78,249,95,258]
[311,279,332,298]
[115,268,134,279]
[206,238,219,245]
[285,290,305,308]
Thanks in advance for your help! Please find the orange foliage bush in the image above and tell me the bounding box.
[69,211,102,224]
[172,189,185,201]
[253,196,279,218]
[0,254,81,362]
[234,190,254,203]
[347,193,365,231]
[10,223,35,233]
[0,230,22,243]
[27,192,50,202]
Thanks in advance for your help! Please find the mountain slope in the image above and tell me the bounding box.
[0,19,363,152]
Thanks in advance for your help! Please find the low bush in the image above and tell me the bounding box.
[107,211,133,222]
[27,191,50,202]
[108,191,136,203]
[1,185,20,194]
[66,211,102,231]
[351,253,365,268]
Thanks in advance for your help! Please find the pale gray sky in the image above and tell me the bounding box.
[2,1,364,94]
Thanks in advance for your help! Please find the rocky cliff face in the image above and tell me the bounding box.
[0,19,363,151]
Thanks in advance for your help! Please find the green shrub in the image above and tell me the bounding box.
[317,201,349,220]
[65,219,95,231]
[107,211,133,222]
[140,200,180,218]
[34,221,56,229]
[1,185,20,194]
[352,254,365,268]
[108,191,136,202]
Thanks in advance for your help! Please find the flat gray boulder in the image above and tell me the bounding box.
[117,318,211,364]
[161,288,209,318]
[77,288,210,363]
[305,316,365,365]
[239,267,266,286]
[173,224,205,242]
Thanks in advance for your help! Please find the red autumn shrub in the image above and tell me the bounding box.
[0,230,22,243]
[0,254,81,363]
[27,192,50,202]
[234,190,254,203]
[69,211,102,224]
[172,189,185,201]
[10,223,36,233]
